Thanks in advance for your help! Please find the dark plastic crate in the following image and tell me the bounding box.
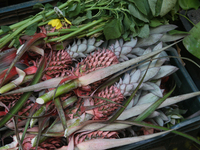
[1,3,200,150]
[113,46,200,150]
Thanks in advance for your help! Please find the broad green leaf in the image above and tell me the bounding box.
[128,4,149,23]
[138,24,149,38]
[123,15,132,31]
[25,23,38,36]
[57,2,63,7]
[155,0,163,16]
[72,16,87,25]
[68,3,81,18]
[68,3,77,12]
[178,0,200,10]
[149,19,163,27]
[44,3,53,11]
[183,22,200,59]
[160,0,177,17]
[103,19,122,40]
[132,0,150,16]
[1,26,10,33]
[32,3,44,9]
[148,0,157,16]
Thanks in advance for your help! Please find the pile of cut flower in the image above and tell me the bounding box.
[0,1,200,150]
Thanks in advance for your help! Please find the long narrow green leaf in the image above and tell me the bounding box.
[53,98,67,131]
[115,120,200,145]
[134,85,175,122]
[20,103,39,149]
[0,57,45,128]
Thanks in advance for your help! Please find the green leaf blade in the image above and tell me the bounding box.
[128,4,149,23]
[183,21,200,59]
[103,19,122,40]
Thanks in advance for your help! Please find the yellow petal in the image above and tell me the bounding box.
[48,19,62,29]
[64,18,72,25]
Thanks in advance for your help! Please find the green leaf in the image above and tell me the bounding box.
[178,0,200,10]
[68,3,77,12]
[25,23,38,36]
[183,22,200,59]
[155,0,163,16]
[132,0,151,16]
[160,0,177,17]
[86,10,92,19]
[33,3,44,9]
[149,19,163,27]
[44,3,53,11]
[13,36,20,48]
[1,25,10,33]
[57,2,63,7]
[128,4,149,23]
[56,44,64,50]
[68,3,81,18]
[103,19,122,40]
[72,16,87,25]
[130,22,136,32]
[168,30,189,35]
[148,0,157,16]
[123,15,132,31]
[138,24,149,38]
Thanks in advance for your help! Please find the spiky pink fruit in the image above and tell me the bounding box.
[74,131,118,145]
[91,85,124,120]
[74,49,119,92]
[0,93,22,103]
[39,50,72,78]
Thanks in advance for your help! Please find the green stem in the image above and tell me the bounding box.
[0,18,32,35]
[36,80,79,104]
[86,27,104,37]
[47,28,77,36]
[8,39,16,48]
[54,98,67,131]
[0,34,10,43]
[0,1,72,48]
[57,18,106,42]
[0,75,34,94]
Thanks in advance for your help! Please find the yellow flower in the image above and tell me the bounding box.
[48,19,62,29]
